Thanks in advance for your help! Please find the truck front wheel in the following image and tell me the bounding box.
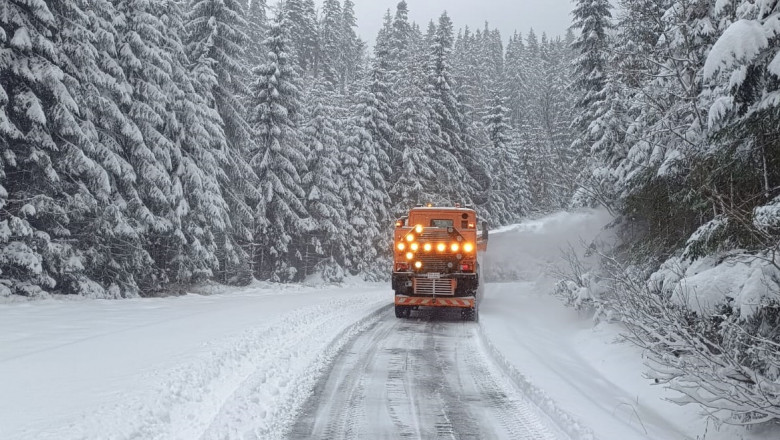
[461,307,478,321]
[395,305,411,319]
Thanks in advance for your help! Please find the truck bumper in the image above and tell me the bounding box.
[392,272,478,296]
[394,295,476,308]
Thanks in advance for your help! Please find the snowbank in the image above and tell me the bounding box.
[0,283,389,440]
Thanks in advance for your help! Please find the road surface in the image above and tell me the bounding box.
[290,308,568,440]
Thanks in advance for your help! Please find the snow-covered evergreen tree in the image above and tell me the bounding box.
[390,40,444,215]
[186,0,252,152]
[483,95,529,224]
[49,0,153,297]
[282,0,318,74]
[387,0,412,75]
[570,0,612,117]
[248,12,312,281]
[185,0,258,284]
[317,0,343,88]
[243,0,268,72]
[338,0,364,92]
[425,13,482,205]
[0,0,117,297]
[112,0,192,292]
[342,107,391,279]
[155,0,234,285]
[300,80,351,280]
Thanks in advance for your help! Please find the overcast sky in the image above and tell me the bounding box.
[325,0,575,47]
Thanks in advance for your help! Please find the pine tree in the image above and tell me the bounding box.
[375,9,394,58]
[243,0,268,71]
[283,0,318,74]
[0,0,118,297]
[483,95,529,224]
[186,0,252,153]
[426,13,482,205]
[569,0,614,207]
[318,0,343,88]
[48,0,155,297]
[112,0,194,292]
[387,1,412,74]
[156,0,234,285]
[300,80,350,280]
[570,0,612,114]
[343,91,392,278]
[248,13,311,281]
[364,36,399,185]
[704,0,780,240]
[390,44,442,214]
[504,31,526,127]
[185,0,259,284]
[538,36,579,208]
[338,0,364,92]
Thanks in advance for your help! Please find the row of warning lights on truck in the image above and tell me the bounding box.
[396,221,476,229]
[396,241,475,254]
[395,223,476,272]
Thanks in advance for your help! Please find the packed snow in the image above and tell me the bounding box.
[1,210,777,440]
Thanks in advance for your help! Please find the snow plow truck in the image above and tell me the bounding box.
[392,204,488,321]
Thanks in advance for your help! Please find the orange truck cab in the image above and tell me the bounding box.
[392,204,488,320]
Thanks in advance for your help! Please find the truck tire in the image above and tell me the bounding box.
[461,307,478,321]
[395,305,410,318]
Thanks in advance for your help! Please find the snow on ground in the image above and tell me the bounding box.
[0,282,388,440]
[2,210,777,440]
[479,210,775,440]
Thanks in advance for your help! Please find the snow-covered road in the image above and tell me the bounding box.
[290,308,566,440]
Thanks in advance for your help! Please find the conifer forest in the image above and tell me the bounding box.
[2,0,780,429]
[0,0,579,296]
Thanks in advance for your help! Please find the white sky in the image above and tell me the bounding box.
[334,0,575,47]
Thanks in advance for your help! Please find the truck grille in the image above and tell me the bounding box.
[417,254,454,272]
[413,278,455,296]
[418,229,454,241]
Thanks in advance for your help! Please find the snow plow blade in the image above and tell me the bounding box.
[395,296,475,308]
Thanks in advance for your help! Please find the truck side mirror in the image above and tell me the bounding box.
[481,221,489,240]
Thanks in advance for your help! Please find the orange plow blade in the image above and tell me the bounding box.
[394,296,475,308]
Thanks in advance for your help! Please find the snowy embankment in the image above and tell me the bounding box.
[0,283,388,440]
[478,210,773,440]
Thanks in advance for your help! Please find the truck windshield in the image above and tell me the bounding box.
[430,219,454,228]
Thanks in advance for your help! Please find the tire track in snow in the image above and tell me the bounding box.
[315,317,388,440]
[291,308,571,439]
[460,323,566,440]
[476,323,596,440]
[200,301,392,440]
